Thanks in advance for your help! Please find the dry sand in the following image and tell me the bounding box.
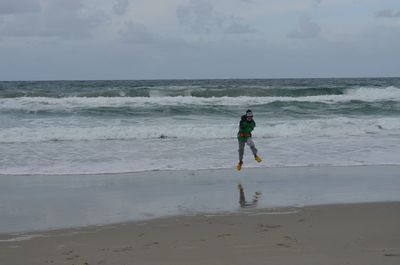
[1,202,399,265]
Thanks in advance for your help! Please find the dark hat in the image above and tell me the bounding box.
[246,109,253,117]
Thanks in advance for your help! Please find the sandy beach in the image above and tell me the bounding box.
[1,202,399,265]
[1,166,400,264]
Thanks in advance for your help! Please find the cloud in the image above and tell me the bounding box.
[113,0,130,16]
[224,21,256,34]
[176,0,224,34]
[287,15,320,39]
[0,0,41,15]
[119,21,189,50]
[313,0,323,8]
[176,0,255,35]
[0,0,109,39]
[375,8,400,18]
[120,21,157,44]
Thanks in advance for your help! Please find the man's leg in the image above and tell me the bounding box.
[247,138,262,162]
[237,140,245,170]
[238,140,245,162]
[246,138,258,157]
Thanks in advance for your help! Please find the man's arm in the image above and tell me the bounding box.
[247,120,255,130]
[239,119,246,130]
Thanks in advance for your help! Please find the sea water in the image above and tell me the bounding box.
[1,78,400,175]
[1,78,400,233]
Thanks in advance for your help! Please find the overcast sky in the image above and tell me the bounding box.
[0,0,399,80]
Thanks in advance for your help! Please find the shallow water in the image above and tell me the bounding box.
[1,165,399,234]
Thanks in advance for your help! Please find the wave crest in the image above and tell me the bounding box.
[0,86,399,112]
[1,117,399,143]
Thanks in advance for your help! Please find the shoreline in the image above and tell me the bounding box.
[1,199,399,238]
[2,163,400,177]
[1,202,399,265]
[1,165,400,234]
[0,200,398,238]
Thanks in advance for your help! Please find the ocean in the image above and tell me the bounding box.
[1,78,400,175]
[2,77,400,233]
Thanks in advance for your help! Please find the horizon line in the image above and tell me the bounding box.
[1,76,399,82]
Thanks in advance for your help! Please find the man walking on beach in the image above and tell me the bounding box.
[236,109,262,171]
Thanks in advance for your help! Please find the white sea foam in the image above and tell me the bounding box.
[1,116,400,175]
[1,84,400,175]
[2,132,400,175]
[0,117,399,143]
[0,86,399,111]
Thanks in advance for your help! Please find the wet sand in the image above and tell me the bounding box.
[2,165,400,234]
[1,202,400,265]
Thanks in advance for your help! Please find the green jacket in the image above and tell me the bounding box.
[237,115,256,142]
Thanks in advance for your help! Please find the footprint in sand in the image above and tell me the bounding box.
[384,253,400,257]
[62,250,74,255]
[265,224,282,229]
[276,243,291,248]
[65,254,80,261]
[112,246,133,252]
[144,242,159,247]
[283,235,298,243]
[62,250,81,261]
[217,233,232,238]
[258,224,282,231]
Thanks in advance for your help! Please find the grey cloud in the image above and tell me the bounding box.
[177,0,224,34]
[120,22,157,44]
[313,0,322,8]
[287,15,320,39]
[0,0,41,15]
[375,8,400,18]
[1,0,109,39]
[113,0,130,16]
[224,22,256,34]
[176,0,254,35]
[119,21,188,49]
